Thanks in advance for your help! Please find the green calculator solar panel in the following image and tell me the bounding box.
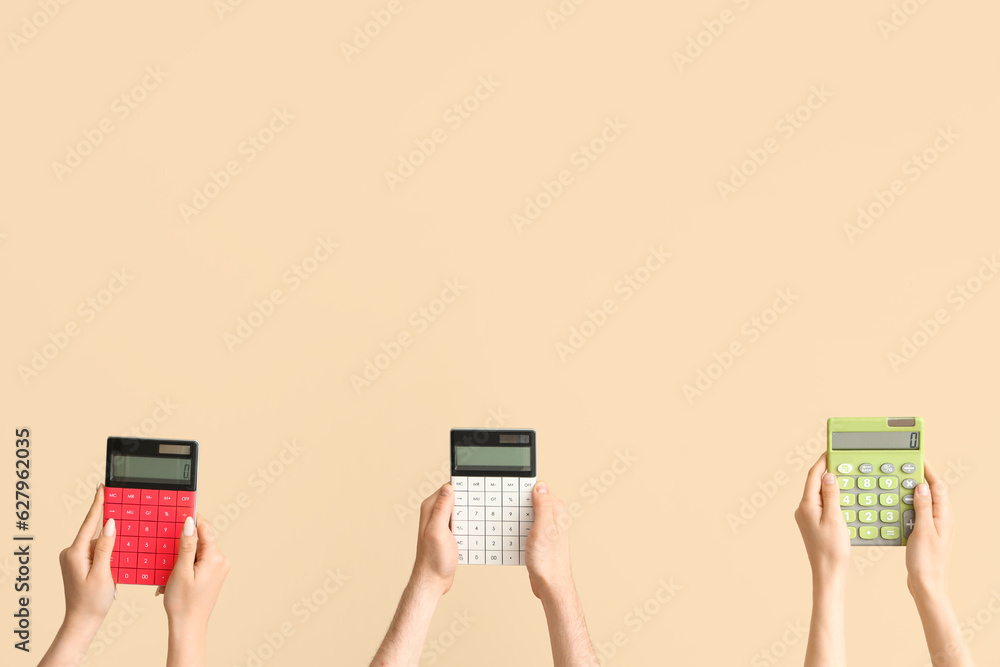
[827,417,924,546]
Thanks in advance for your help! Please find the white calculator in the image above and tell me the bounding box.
[451,429,536,566]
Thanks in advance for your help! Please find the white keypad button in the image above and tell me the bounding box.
[469,492,485,506]
[486,478,501,492]
[452,477,468,491]
[503,552,518,565]
[458,551,468,563]
[503,477,519,491]
[487,551,502,565]
[469,551,485,564]
[470,536,484,550]
[486,493,502,507]
[468,477,484,491]
[454,491,468,506]
[837,463,853,474]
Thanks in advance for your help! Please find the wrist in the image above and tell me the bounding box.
[536,573,577,607]
[908,576,948,605]
[62,610,105,639]
[407,570,449,601]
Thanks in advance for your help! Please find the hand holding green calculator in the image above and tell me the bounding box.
[827,417,924,546]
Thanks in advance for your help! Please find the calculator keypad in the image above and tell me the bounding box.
[105,487,195,585]
[452,476,534,566]
[837,464,918,545]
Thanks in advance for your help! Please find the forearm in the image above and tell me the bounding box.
[911,583,974,667]
[803,575,847,667]
[166,620,208,667]
[370,577,441,667]
[38,615,102,667]
[539,581,599,667]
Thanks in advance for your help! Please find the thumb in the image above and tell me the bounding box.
[532,481,554,525]
[175,516,198,572]
[428,484,455,531]
[911,482,935,534]
[819,473,842,522]
[90,518,116,575]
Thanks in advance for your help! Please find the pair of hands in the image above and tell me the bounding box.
[794,454,951,595]
[53,485,229,650]
[410,481,574,602]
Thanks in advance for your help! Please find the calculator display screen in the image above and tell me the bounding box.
[455,446,531,471]
[831,431,920,450]
[111,455,192,483]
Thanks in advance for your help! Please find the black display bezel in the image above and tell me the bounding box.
[450,428,536,477]
[105,437,199,491]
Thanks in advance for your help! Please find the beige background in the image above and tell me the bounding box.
[2,1,999,665]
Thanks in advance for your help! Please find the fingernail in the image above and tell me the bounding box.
[822,473,835,485]
[104,518,115,537]
[440,484,452,497]
[535,482,548,494]
[916,483,930,496]
[183,516,195,536]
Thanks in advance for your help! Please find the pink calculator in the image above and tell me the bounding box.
[104,437,198,586]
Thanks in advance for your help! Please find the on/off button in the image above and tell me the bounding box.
[837,463,853,474]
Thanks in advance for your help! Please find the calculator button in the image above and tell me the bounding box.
[469,551,485,564]
[901,463,916,474]
[503,552,518,565]
[880,463,895,474]
[487,551,502,565]
[469,521,485,536]
[119,552,136,568]
[486,521,501,535]
[836,463,853,474]
[857,477,876,490]
[858,463,874,474]
[121,505,140,520]
[519,551,527,566]
[503,537,517,550]
[160,491,177,505]
[878,476,898,490]
[880,526,900,540]
[485,478,501,492]
[486,493,502,507]
[105,504,122,519]
[453,491,468,506]
[140,521,156,537]
[859,526,878,540]
[118,569,136,583]
[158,522,177,538]
[468,478,484,491]
[846,526,857,539]
[451,477,468,491]
[468,493,485,506]
[902,494,914,505]
[157,554,175,570]
[503,508,517,521]
[137,570,155,584]
[105,488,122,503]
[880,509,899,523]
[838,477,855,490]
[520,536,529,550]
[452,506,467,522]
[160,507,175,521]
[519,522,532,536]
[455,535,468,550]
[137,554,155,569]
[903,510,916,538]
[457,551,468,564]
[858,509,877,523]
[139,505,157,520]
[840,494,856,507]
[120,521,138,535]
[141,490,158,503]
[858,493,876,507]
[452,521,468,535]
[520,478,537,492]
[157,539,177,554]
[468,507,485,521]
[901,478,917,490]
[520,491,533,506]
[155,571,170,586]
[176,507,194,524]
[139,538,155,553]
[120,537,138,552]
[503,521,518,535]
[842,510,856,523]
[879,493,898,506]
[503,478,519,491]
[122,489,141,504]
[470,536,485,550]
[486,508,501,521]
[503,493,518,506]
[176,492,195,507]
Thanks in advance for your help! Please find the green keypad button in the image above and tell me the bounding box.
[858,509,877,523]
[880,509,898,523]
[857,476,876,490]
[858,493,877,507]
[839,477,855,490]
[878,476,898,490]
[859,526,878,540]
[842,510,856,523]
[847,526,857,539]
[840,494,856,507]
[879,493,898,506]
[880,526,900,540]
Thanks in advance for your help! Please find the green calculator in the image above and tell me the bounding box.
[827,417,923,546]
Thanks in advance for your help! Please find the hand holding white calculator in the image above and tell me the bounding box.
[450,429,536,566]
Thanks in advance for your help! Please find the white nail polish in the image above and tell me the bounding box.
[104,518,115,537]
[183,516,195,536]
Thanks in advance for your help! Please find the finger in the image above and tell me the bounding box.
[922,461,950,523]
[194,515,224,564]
[532,481,555,527]
[800,453,827,507]
[155,586,164,597]
[911,481,936,536]
[71,485,105,551]
[418,484,450,536]
[425,484,454,533]
[819,473,844,524]
[175,515,198,573]
[90,518,116,577]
